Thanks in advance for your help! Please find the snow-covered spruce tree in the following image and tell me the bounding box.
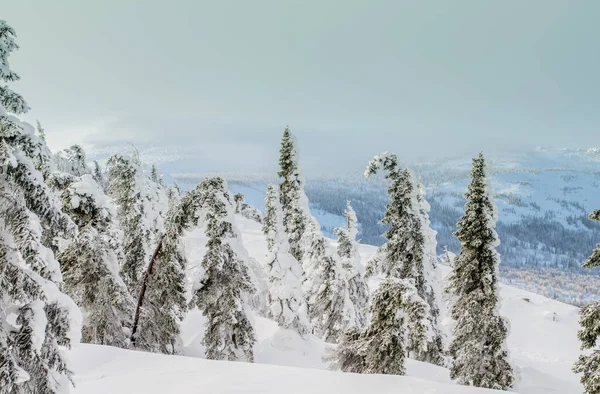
[143,165,169,249]
[334,201,369,329]
[36,120,46,141]
[234,192,263,223]
[106,153,146,290]
[416,185,446,366]
[192,177,256,362]
[263,184,278,252]
[278,126,307,262]
[573,209,600,393]
[92,160,106,191]
[446,153,514,390]
[365,152,445,365]
[53,145,90,177]
[0,19,82,393]
[264,186,310,336]
[303,218,346,343]
[166,183,181,208]
[132,192,191,354]
[150,164,161,185]
[33,120,51,180]
[49,173,134,347]
[328,278,429,375]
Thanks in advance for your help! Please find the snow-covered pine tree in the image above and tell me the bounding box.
[53,145,90,177]
[573,209,600,393]
[334,201,369,329]
[365,152,445,365]
[92,160,106,191]
[150,164,161,185]
[416,185,446,366]
[234,192,263,223]
[328,278,429,375]
[33,120,50,180]
[278,126,307,262]
[0,19,82,393]
[234,193,244,213]
[303,218,346,343]
[36,119,46,141]
[143,165,169,250]
[265,186,310,336]
[131,192,191,354]
[263,184,278,252]
[446,153,514,390]
[192,177,256,362]
[49,173,134,347]
[106,153,146,290]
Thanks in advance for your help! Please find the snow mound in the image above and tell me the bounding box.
[70,344,497,394]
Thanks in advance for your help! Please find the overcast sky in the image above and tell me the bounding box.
[3,1,599,173]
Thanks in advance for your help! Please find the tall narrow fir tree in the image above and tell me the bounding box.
[106,154,146,291]
[278,126,307,262]
[446,153,514,390]
[264,184,310,336]
[334,201,369,330]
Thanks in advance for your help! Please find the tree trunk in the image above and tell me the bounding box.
[130,234,165,346]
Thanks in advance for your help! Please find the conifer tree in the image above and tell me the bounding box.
[36,119,46,141]
[365,152,445,365]
[150,164,160,184]
[446,153,514,390]
[50,173,134,348]
[33,120,50,180]
[264,186,310,336]
[328,278,429,375]
[193,178,256,362]
[303,219,346,342]
[417,187,446,366]
[234,192,263,223]
[54,145,89,177]
[106,153,146,290]
[573,209,600,393]
[278,126,307,262]
[263,184,278,252]
[132,192,191,354]
[334,201,369,329]
[92,160,106,190]
[0,19,81,393]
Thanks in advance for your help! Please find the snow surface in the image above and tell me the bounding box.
[69,215,583,393]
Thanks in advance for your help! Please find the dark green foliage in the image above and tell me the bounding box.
[193,178,256,362]
[447,153,514,390]
[278,126,307,262]
[329,278,428,375]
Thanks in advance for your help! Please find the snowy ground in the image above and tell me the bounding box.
[70,216,583,394]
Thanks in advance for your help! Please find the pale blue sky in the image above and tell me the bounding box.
[3,1,599,173]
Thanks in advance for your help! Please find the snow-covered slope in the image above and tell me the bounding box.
[70,215,583,394]
[71,344,494,394]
